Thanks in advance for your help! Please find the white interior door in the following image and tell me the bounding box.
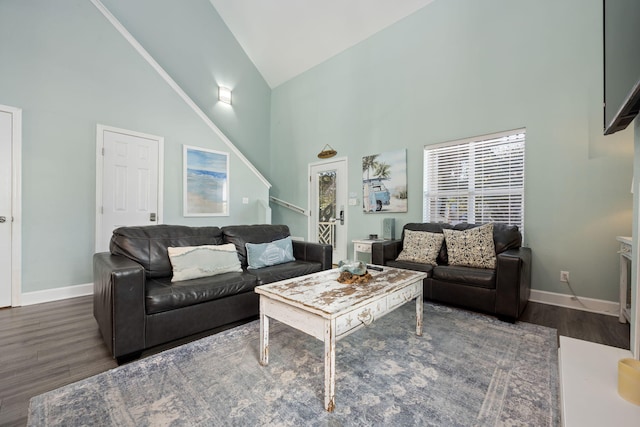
[0,105,20,308]
[309,158,348,263]
[96,125,163,252]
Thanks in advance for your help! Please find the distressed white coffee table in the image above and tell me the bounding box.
[255,266,427,412]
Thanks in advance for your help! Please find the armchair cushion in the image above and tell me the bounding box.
[396,230,444,265]
[443,223,496,269]
[433,265,496,289]
[402,223,453,264]
[386,259,434,276]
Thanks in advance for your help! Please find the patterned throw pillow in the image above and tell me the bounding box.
[246,237,295,269]
[396,230,444,265]
[168,243,242,282]
[442,223,496,269]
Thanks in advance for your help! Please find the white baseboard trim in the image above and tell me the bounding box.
[20,283,93,306]
[17,283,619,317]
[529,289,620,317]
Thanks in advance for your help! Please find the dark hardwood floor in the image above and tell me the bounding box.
[519,300,630,349]
[0,296,631,426]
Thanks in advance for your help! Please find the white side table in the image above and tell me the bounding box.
[617,236,632,323]
[352,239,385,262]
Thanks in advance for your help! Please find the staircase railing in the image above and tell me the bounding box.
[269,196,309,216]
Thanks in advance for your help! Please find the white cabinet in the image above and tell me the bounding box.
[352,239,384,262]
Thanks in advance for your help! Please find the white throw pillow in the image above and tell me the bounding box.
[168,243,242,282]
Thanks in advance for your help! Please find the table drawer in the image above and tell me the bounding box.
[354,242,372,253]
[387,281,422,310]
[336,298,387,336]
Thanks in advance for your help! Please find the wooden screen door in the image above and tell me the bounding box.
[309,158,348,263]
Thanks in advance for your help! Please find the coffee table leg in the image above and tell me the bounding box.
[324,319,336,412]
[259,301,269,366]
[416,290,423,336]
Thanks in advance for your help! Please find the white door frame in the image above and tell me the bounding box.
[0,104,22,307]
[95,124,164,252]
[308,157,348,262]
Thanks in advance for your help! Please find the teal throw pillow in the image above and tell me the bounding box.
[246,237,295,269]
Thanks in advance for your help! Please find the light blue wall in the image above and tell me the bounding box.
[0,0,271,293]
[0,0,634,303]
[100,0,272,176]
[271,0,634,301]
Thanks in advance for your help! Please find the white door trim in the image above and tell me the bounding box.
[0,104,22,307]
[95,124,165,252]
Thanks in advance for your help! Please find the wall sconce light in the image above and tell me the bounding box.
[218,86,232,105]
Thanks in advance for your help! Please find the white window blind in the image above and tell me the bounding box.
[423,130,525,233]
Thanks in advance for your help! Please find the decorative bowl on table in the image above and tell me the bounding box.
[337,260,372,284]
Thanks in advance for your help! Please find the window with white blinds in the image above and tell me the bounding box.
[423,129,525,233]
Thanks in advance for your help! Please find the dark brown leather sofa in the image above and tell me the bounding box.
[372,222,531,322]
[93,224,332,363]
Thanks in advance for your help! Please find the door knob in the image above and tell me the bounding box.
[0,216,6,223]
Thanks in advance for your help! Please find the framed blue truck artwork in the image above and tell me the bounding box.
[362,149,407,213]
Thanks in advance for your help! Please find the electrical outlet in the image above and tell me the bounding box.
[560,271,570,283]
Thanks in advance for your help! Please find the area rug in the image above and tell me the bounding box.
[28,303,559,426]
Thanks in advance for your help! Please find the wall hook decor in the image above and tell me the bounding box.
[317,144,337,159]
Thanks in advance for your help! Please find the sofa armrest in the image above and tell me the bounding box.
[372,239,402,265]
[93,252,146,360]
[495,247,532,320]
[292,241,333,270]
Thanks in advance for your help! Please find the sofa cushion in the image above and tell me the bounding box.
[168,243,242,282]
[246,237,295,269]
[386,260,434,276]
[145,271,257,314]
[249,260,323,285]
[453,222,521,255]
[402,223,452,264]
[396,230,444,265]
[110,225,224,278]
[443,223,496,269]
[222,224,291,268]
[432,265,496,289]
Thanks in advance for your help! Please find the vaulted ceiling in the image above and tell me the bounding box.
[209,0,435,88]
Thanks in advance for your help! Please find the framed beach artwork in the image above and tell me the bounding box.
[362,148,407,213]
[183,145,229,216]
